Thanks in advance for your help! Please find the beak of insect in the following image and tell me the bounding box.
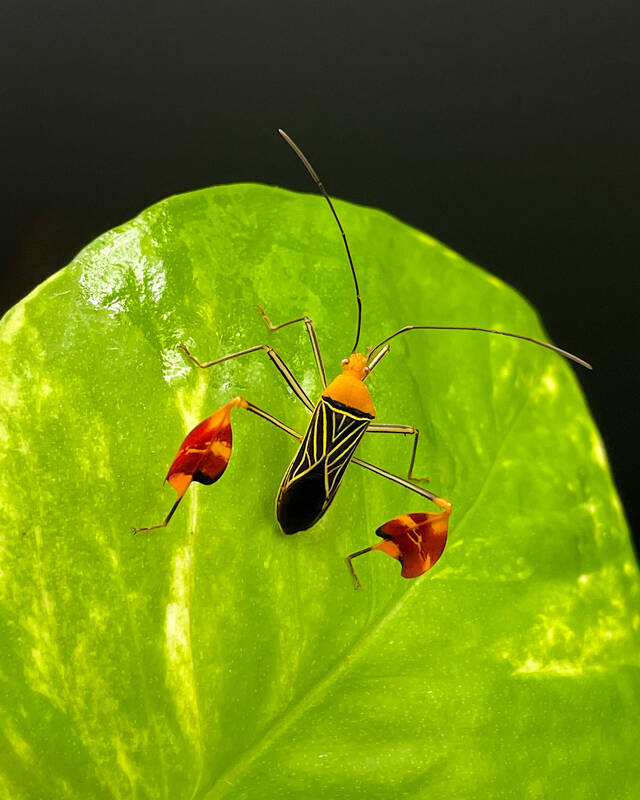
[164,397,246,499]
[346,502,451,588]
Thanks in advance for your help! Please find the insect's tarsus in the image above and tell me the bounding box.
[278,129,362,354]
[345,547,373,590]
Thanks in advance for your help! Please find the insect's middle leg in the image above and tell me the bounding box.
[366,423,429,482]
[179,342,315,412]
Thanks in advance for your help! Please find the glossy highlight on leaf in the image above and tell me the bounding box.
[0,183,638,799]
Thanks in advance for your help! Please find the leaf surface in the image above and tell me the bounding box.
[0,184,638,799]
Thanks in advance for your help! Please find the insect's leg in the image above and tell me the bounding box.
[179,342,315,412]
[133,399,302,535]
[132,496,183,535]
[366,423,429,482]
[242,401,303,440]
[345,546,374,590]
[352,456,447,504]
[257,305,327,388]
[346,456,451,589]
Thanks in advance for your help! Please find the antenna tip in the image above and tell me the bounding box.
[278,129,297,150]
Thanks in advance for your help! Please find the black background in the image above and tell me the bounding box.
[1,1,637,548]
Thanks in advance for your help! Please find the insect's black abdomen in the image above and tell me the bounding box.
[276,395,373,535]
[277,462,328,534]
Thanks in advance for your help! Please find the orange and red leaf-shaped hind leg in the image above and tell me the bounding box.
[346,496,451,588]
[132,397,247,534]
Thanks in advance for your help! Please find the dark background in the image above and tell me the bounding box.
[1,1,638,547]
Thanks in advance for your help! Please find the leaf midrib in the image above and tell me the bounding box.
[199,387,533,800]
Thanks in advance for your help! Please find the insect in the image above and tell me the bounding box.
[133,129,591,588]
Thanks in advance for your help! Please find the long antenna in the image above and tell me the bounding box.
[367,325,592,369]
[278,129,362,354]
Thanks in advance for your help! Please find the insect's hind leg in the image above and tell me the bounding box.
[346,455,451,589]
[242,400,303,441]
[366,424,429,482]
[133,398,302,536]
[257,305,327,388]
[352,456,448,509]
[179,342,315,412]
[132,497,182,535]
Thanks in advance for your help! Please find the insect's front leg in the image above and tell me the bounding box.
[257,305,327,388]
[366,423,429,482]
[178,341,315,412]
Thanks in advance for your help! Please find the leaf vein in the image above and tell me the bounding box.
[202,389,533,799]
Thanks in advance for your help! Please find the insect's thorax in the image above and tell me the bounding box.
[322,360,376,418]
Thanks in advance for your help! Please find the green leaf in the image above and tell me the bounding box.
[1,184,638,799]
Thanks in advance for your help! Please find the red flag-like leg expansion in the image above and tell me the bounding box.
[373,497,451,578]
[166,396,248,498]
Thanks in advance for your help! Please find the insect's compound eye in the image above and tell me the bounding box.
[341,358,349,366]
[363,366,371,376]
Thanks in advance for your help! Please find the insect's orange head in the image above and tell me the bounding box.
[340,353,370,381]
